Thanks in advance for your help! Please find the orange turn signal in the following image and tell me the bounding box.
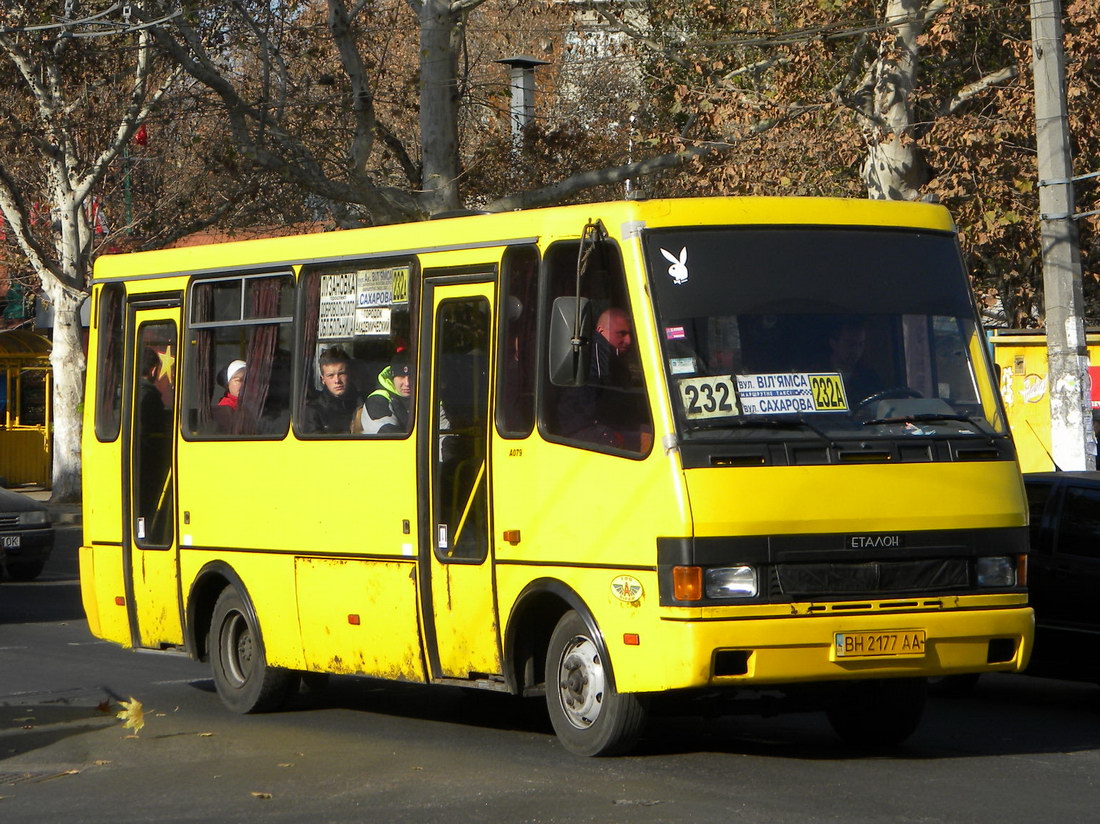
[672,566,703,601]
[623,634,640,646]
[348,614,361,626]
[1016,554,1028,587]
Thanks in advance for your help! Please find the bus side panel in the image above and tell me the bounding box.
[296,557,424,681]
[176,439,421,676]
[180,549,304,669]
[78,544,132,646]
[492,439,689,569]
[80,323,126,642]
[493,437,691,692]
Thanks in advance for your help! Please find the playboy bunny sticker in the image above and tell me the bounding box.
[660,246,689,285]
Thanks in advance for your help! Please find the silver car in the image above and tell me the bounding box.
[0,486,55,581]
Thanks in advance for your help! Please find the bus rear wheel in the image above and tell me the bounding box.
[545,610,646,756]
[209,587,295,713]
[825,677,927,748]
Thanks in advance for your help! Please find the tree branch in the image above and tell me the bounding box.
[938,65,1019,119]
[139,4,423,222]
[488,107,821,212]
[328,0,377,177]
[0,165,70,290]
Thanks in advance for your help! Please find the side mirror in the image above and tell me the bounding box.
[549,296,592,386]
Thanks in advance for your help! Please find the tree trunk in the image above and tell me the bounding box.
[418,0,462,215]
[861,0,930,200]
[45,284,86,502]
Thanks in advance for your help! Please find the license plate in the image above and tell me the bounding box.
[835,630,926,658]
[0,535,19,549]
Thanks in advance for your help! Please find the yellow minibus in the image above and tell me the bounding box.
[80,197,1032,755]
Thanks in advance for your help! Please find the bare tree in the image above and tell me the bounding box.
[0,5,182,500]
[133,0,784,222]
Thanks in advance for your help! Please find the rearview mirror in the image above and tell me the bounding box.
[548,297,591,387]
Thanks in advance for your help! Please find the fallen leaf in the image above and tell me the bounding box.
[116,697,145,736]
[198,732,215,737]
[94,760,111,766]
[251,792,273,799]
[277,763,293,768]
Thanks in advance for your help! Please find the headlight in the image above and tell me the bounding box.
[976,556,1015,587]
[705,566,758,598]
[19,511,50,527]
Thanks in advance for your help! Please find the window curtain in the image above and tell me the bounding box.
[234,278,282,435]
[191,285,214,432]
[299,274,320,420]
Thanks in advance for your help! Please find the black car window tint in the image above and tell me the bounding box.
[1056,485,1100,558]
[1025,481,1055,553]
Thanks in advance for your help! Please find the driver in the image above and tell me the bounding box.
[827,320,880,406]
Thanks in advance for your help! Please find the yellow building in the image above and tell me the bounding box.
[989,329,1100,472]
[0,330,51,487]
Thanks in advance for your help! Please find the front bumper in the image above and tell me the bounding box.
[616,604,1034,693]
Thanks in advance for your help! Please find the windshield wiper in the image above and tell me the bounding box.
[861,412,982,429]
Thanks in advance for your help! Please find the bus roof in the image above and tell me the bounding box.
[92,196,956,282]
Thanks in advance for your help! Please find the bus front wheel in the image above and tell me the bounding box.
[825,677,927,748]
[209,587,295,713]
[545,610,646,756]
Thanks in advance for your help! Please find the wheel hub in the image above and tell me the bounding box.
[557,635,605,729]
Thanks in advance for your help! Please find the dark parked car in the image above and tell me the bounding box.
[0,486,54,581]
[1023,471,1100,682]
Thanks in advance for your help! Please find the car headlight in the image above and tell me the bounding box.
[705,566,758,598]
[976,556,1015,587]
[19,511,50,527]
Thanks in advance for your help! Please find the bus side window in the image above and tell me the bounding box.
[95,283,126,441]
[541,241,651,454]
[496,245,538,438]
[295,262,417,438]
[184,274,294,439]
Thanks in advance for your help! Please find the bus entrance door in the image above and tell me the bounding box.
[419,278,502,681]
[124,304,183,649]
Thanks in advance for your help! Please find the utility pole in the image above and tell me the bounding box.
[1030,0,1094,470]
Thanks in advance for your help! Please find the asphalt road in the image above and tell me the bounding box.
[2,511,1100,823]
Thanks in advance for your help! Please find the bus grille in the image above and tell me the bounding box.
[774,559,969,598]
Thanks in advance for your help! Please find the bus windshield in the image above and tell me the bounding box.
[644,227,1005,442]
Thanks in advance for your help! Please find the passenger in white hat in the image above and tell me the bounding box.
[217,359,246,411]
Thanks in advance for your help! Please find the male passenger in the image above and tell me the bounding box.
[354,351,414,434]
[300,346,359,434]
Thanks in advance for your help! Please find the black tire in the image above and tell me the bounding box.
[5,560,46,581]
[826,678,927,748]
[208,587,295,713]
[545,610,646,756]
